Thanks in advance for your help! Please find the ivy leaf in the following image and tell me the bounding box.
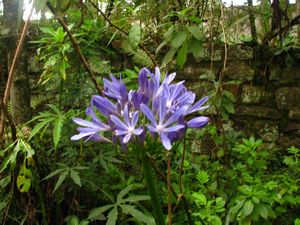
[88,205,114,221]
[243,200,254,216]
[176,42,187,68]
[129,24,141,51]
[53,171,68,193]
[106,207,118,225]
[171,31,187,49]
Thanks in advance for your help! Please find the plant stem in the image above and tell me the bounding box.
[142,152,165,225]
[167,155,172,225]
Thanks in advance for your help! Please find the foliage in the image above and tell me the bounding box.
[0,0,299,224]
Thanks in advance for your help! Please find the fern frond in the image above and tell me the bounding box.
[122,40,154,67]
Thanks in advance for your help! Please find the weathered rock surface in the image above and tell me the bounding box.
[275,87,300,110]
[236,106,282,119]
[241,85,273,104]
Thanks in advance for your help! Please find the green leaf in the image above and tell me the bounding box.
[222,97,235,114]
[70,169,81,187]
[0,176,11,189]
[156,40,168,54]
[171,31,187,49]
[20,140,35,158]
[17,164,32,193]
[162,48,176,65]
[129,24,141,51]
[123,195,150,203]
[243,200,254,216]
[192,192,207,205]
[188,38,203,59]
[256,203,268,219]
[196,171,209,184]
[69,216,79,225]
[120,204,154,224]
[79,220,89,225]
[88,205,113,221]
[53,171,68,193]
[223,90,236,102]
[42,168,66,181]
[106,207,118,225]
[53,116,63,150]
[187,25,202,40]
[176,42,187,68]
[117,185,132,203]
[28,118,54,140]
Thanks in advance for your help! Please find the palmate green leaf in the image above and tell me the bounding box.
[117,185,133,203]
[88,205,114,221]
[53,171,68,193]
[106,207,118,225]
[129,24,141,51]
[120,204,155,225]
[70,169,81,187]
[28,118,53,140]
[42,168,66,181]
[243,200,254,217]
[53,116,64,150]
[123,195,150,203]
[20,140,35,158]
[176,42,187,68]
[69,216,79,225]
[0,142,21,172]
[171,31,187,49]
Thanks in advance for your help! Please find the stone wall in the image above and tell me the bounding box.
[176,45,300,148]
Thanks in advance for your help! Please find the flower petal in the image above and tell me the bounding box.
[160,132,172,150]
[140,104,157,126]
[187,116,209,128]
[110,115,128,131]
[164,124,185,132]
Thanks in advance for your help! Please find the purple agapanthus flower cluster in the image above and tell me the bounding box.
[71,67,209,150]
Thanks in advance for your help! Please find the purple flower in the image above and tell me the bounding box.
[72,66,210,151]
[140,97,185,150]
[71,118,111,142]
[110,105,143,144]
